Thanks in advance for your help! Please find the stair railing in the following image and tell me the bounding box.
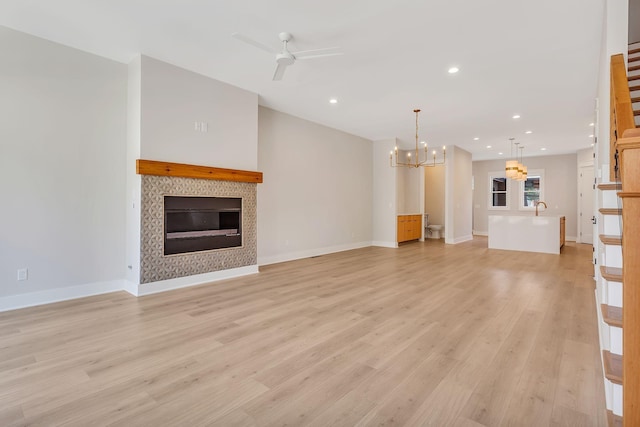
[611,50,640,426]
[610,54,635,181]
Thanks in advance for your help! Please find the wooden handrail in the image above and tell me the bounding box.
[610,54,636,181]
[617,124,640,426]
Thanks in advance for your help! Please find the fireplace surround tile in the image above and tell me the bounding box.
[140,175,257,284]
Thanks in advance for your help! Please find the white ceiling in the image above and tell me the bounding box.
[0,0,605,160]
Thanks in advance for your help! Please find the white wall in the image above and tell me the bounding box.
[257,107,373,265]
[577,147,594,165]
[125,56,142,287]
[140,56,259,171]
[395,150,405,214]
[445,146,473,244]
[396,158,421,214]
[472,154,578,239]
[0,27,127,307]
[405,167,422,215]
[597,0,629,182]
[424,165,445,226]
[124,56,260,287]
[372,139,398,247]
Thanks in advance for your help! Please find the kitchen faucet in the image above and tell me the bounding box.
[535,201,547,216]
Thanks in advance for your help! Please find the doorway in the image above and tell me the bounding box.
[424,165,445,239]
[578,164,594,244]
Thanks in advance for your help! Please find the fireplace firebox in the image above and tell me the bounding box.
[164,196,242,255]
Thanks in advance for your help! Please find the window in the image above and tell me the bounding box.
[489,172,509,209]
[519,169,544,210]
[522,176,541,206]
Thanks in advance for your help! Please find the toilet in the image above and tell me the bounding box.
[427,224,443,239]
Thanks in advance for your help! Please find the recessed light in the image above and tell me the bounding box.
[589,134,594,138]
[591,143,595,146]
[448,67,459,74]
[486,145,492,149]
[512,114,521,119]
[421,141,426,145]
[329,98,338,104]
[473,137,479,141]
[498,152,503,155]
[541,148,547,151]
[589,123,595,127]
[525,130,532,134]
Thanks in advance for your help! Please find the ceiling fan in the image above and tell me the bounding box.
[232,32,342,81]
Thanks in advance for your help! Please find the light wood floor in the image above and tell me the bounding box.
[0,238,607,426]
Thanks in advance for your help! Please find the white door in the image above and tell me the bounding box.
[579,165,594,244]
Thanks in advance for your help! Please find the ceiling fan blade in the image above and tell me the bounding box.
[296,52,344,60]
[272,63,288,81]
[232,32,277,54]
[293,47,342,58]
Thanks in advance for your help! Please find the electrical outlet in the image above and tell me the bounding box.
[17,268,28,281]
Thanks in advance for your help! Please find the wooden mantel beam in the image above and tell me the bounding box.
[136,159,263,183]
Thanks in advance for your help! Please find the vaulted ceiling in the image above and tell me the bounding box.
[0,0,605,160]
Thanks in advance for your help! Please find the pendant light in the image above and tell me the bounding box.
[505,138,518,178]
[514,142,523,180]
[519,146,527,181]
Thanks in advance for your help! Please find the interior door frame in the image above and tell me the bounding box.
[577,160,595,244]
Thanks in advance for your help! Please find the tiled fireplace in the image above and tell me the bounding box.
[137,161,260,284]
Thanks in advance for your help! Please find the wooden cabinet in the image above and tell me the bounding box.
[560,216,566,249]
[397,215,422,243]
[397,216,408,242]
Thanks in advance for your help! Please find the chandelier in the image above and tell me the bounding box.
[390,109,446,168]
[505,138,527,181]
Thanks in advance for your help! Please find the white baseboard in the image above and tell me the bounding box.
[445,234,474,245]
[473,231,488,236]
[0,265,260,311]
[566,235,578,242]
[136,265,259,296]
[0,280,125,313]
[122,280,139,296]
[258,241,372,266]
[371,241,398,248]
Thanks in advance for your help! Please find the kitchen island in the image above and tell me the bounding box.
[488,215,565,254]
